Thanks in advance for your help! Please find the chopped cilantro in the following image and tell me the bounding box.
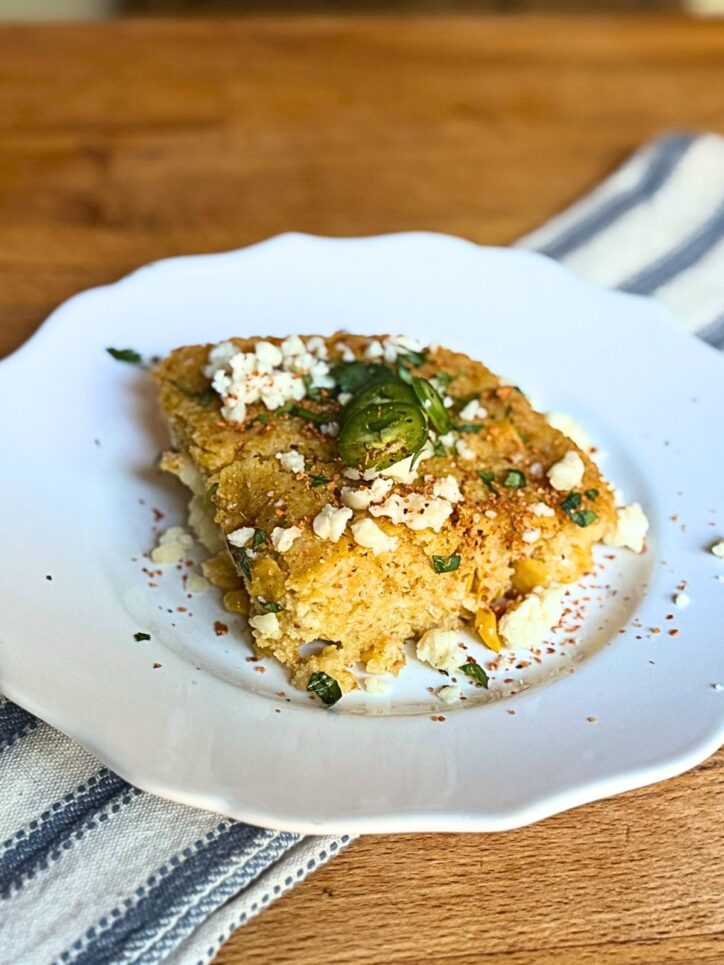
[205,483,219,503]
[252,528,267,548]
[231,547,252,578]
[560,492,582,514]
[261,601,283,613]
[330,361,390,394]
[459,661,489,688]
[288,404,332,426]
[454,424,482,434]
[433,440,446,458]
[477,470,498,494]
[307,671,342,706]
[247,411,271,428]
[585,489,600,500]
[134,632,151,642]
[397,363,413,384]
[311,475,330,488]
[503,469,526,489]
[570,509,598,528]
[432,554,461,573]
[303,374,324,401]
[107,347,142,364]
[398,348,428,368]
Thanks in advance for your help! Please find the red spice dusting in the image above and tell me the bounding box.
[651,627,661,634]
[669,629,680,637]
[152,508,165,521]
[507,709,516,716]
[254,666,266,673]
[430,715,446,722]
[587,716,597,723]
[214,621,229,636]
[275,709,281,714]
[245,656,259,662]
[177,607,187,613]
[152,662,162,669]
[45,575,52,581]
[148,582,157,589]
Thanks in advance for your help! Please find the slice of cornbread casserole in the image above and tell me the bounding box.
[154,333,647,703]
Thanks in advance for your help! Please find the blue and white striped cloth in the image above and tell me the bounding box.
[2,132,723,965]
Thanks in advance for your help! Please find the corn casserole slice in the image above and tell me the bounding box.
[154,333,647,702]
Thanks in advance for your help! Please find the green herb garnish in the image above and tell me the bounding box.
[397,363,413,384]
[435,372,456,388]
[503,469,526,489]
[107,347,142,365]
[231,547,252,578]
[289,404,333,426]
[311,475,330,488]
[307,671,342,706]
[261,601,283,613]
[331,361,391,394]
[570,509,598,528]
[205,483,219,503]
[459,661,489,688]
[398,348,428,368]
[560,492,582,514]
[303,374,324,401]
[134,632,151,642]
[432,554,461,573]
[585,489,599,500]
[252,528,267,548]
[433,440,446,458]
[247,412,271,428]
[454,423,482,434]
[477,470,498,493]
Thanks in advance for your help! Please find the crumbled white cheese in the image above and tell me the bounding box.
[437,685,462,704]
[438,431,456,449]
[227,526,256,548]
[186,572,210,594]
[604,503,649,554]
[432,475,463,503]
[455,439,476,461]
[276,449,305,474]
[530,462,543,478]
[532,501,555,518]
[370,492,453,533]
[545,411,592,451]
[341,476,394,511]
[350,518,399,554]
[378,441,434,484]
[249,612,281,639]
[674,592,690,610]
[522,528,541,544]
[416,628,465,674]
[342,467,379,481]
[335,341,355,362]
[338,392,353,406]
[319,422,339,437]
[711,540,724,559]
[150,526,195,564]
[498,586,566,649]
[312,504,353,542]
[484,509,498,519]
[459,399,488,422]
[547,450,585,491]
[204,336,334,424]
[364,339,384,359]
[271,525,302,553]
[442,396,454,409]
[364,677,392,694]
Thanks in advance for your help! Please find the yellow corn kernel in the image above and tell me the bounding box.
[223,589,250,615]
[512,558,550,593]
[249,556,286,601]
[475,606,503,653]
[202,551,243,591]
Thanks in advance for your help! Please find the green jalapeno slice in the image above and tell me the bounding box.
[338,402,428,470]
[411,377,452,434]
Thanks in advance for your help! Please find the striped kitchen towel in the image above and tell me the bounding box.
[1,131,723,965]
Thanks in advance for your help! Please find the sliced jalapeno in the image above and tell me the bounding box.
[338,402,428,470]
[339,378,417,426]
[412,377,452,434]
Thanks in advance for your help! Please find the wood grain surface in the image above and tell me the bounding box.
[1,16,722,964]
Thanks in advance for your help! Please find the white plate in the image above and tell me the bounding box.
[2,232,723,834]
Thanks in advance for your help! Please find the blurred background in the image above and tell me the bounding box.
[0,0,722,18]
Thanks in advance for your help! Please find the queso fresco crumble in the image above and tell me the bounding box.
[151,333,649,706]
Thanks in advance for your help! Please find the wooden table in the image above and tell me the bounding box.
[2,16,723,964]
